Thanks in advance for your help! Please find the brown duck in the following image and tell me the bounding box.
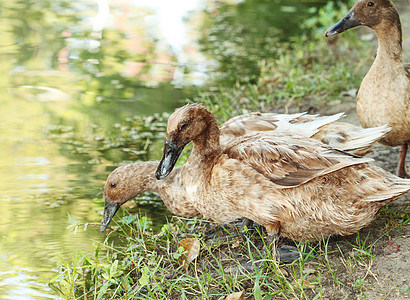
[153,104,410,244]
[325,0,410,178]
[101,110,390,231]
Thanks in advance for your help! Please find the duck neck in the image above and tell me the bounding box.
[191,114,221,166]
[373,17,403,66]
[143,161,178,195]
[132,161,162,194]
[126,162,196,217]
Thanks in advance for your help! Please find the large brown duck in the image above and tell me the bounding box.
[101,110,389,231]
[325,0,410,178]
[153,104,410,245]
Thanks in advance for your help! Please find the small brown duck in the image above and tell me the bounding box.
[101,110,390,230]
[325,0,410,177]
[154,104,410,244]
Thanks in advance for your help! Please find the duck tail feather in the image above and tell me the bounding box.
[274,112,345,138]
[364,177,410,203]
[339,124,391,153]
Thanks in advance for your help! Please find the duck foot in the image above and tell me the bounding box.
[397,144,409,178]
[239,217,258,232]
[266,233,300,263]
[276,245,300,263]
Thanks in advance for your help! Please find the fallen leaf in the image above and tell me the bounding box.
[226,290,245,300]
[177,238,200,272]
[231,239,240,248]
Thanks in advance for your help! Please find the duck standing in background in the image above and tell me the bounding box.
[325,0,410,178]
[154,104,410,255]
[101,110,390,232]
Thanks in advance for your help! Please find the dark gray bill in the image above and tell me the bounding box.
[325,10,361,37]
[100,197,121,232]
[155,138,184,180]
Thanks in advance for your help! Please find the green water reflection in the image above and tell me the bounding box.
[0,0,330,297]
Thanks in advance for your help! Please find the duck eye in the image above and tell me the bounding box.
[180,122,188,131]
[367,1,374,6]
[110,183,116,188]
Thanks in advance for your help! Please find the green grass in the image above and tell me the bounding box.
[50,208,409,299]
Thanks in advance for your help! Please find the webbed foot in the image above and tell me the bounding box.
[239,217,255,232]
[266,233,300,263]
[276,245,300,263]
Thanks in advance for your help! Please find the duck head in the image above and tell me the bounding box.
[156,104,213,180]
[100,162,156,232]
[325,0,399,36]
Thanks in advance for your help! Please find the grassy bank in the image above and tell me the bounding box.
[50,1,410,299]
[51,207,409,299]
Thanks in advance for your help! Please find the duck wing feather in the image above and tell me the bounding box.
[219,112,343,146]
[222,132,373,188]
[219,111,389,156]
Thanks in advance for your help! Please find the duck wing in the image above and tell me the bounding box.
[222,132,373,188]
[219,112,389,156]
[219,112,343,146]
[311,122,390,156]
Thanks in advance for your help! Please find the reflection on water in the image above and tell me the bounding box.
[0,0,328,297]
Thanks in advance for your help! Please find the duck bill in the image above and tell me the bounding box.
[325,10,361,37]
[100,197,121,232]
[155,139,184,180]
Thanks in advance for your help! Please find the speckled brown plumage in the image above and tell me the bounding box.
[326,0,410,177]
[156,104,410,242]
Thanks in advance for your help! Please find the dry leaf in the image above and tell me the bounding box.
[231,239,240,248]
[177,238,200,272]
[226,290,245,300]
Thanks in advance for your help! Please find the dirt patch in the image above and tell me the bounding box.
[368,236,410,299]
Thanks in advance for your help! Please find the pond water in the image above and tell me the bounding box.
[0,0,329,298]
